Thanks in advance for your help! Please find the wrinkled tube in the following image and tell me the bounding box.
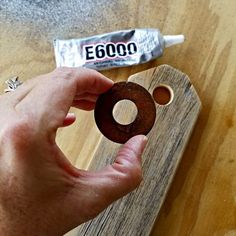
[54,29,184,71]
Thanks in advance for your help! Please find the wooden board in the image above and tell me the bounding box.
[76,65,201,235]
[1,1,236,235]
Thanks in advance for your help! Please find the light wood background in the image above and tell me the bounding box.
[0,1,236,235]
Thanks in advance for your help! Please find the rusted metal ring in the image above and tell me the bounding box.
[94,82,156,144]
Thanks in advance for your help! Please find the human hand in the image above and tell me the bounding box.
[0,67,147,236]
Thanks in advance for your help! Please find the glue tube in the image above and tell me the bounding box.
[54,28,184,71]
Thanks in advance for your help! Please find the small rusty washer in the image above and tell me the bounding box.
[94,81,156,144]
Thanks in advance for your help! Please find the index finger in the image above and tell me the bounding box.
[15,67,114,130]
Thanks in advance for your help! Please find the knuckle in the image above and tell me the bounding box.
[52,67,76,80]
[116,147,143,187]
[115,160,143,188]
[121,145,140,159]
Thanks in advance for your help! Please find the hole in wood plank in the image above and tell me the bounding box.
[152,85,173,105]
[112,99,138,125]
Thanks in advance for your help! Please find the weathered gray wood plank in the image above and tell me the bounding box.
[77,65,201,236]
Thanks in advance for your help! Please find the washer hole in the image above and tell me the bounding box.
[152,85,173,105]
[112,99,138,125]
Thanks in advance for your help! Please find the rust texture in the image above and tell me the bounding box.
[94,81,156,144]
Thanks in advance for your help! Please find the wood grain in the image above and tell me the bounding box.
[76,65,201,236]
[0,1,236,235]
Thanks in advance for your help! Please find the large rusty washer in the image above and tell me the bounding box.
[94,81,156,144]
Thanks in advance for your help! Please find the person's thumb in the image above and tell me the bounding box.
[101,134,148,197]
[71,135,148,223]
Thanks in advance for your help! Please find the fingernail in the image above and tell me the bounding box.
[140,135,148,153]
[101,74,114,84]
[67,112,76,119]
[134,135,148,156]
[107,78,114,85]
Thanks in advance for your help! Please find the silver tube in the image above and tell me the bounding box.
[54,29,184,71]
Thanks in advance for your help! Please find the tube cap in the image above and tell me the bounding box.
[163,35,185,48]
